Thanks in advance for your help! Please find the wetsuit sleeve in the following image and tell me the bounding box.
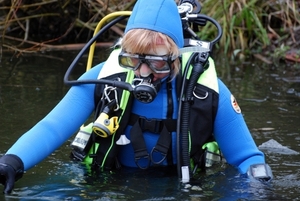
[6,63,104,170]
[213,79,265,174]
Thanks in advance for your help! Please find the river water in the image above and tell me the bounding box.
[0,49,299,200]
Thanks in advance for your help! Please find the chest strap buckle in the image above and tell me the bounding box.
[138,116,162,134]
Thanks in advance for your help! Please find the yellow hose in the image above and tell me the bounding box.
[86,11,132,71]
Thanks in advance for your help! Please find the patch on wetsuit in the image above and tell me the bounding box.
[231,94,241,113]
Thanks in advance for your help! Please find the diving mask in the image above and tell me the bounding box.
[118,50,174,74]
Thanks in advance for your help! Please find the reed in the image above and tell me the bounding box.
[199,0,300,57]
[0,0,299,59]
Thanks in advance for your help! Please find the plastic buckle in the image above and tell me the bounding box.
[139,117,162,134]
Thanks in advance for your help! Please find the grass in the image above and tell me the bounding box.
[199,0,300,57]
[0,0,299,60]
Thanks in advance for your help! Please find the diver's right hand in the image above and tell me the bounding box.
[0,154,24,194]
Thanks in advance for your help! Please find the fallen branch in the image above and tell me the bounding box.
[2,35,114,53]
[3,42,114,52]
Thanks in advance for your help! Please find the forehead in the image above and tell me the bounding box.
[156,36,165,45]
[123,33,171,56]
[125,44,169,56]
[148,45,169,56]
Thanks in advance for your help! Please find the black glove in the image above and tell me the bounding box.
[0,154,24,194]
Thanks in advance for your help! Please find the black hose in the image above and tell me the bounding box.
[63,15,128,86]
[181,53,204,173]
[176,52,198,178]
[195,14,222,45]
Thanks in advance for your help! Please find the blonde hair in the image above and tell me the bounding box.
[121,29,181,78]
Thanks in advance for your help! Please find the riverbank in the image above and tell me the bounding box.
[0,0,299,64]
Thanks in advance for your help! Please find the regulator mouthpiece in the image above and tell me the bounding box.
[132,74,161,103]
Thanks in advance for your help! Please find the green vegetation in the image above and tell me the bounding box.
[199,0,300,61]
[0,0,299,61]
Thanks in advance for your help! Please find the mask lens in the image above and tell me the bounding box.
[119,51,172,73]
[119,54,140,70]
[146,58,170,73]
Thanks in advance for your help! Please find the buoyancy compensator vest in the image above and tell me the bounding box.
[70,47,220,171]
[179,50,220,171]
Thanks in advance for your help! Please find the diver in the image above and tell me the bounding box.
[0,0,273,194]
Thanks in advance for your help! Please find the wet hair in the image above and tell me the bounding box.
[121,29,181,79]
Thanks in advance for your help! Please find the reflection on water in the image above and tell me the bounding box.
[0,51,300,200]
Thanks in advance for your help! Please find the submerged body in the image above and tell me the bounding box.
[6,57,264,173]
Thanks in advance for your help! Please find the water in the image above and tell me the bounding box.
[0,50,299,200]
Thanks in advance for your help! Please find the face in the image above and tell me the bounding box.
[121,37,173,82]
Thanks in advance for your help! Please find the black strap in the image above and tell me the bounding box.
[129,79,176,168]
[166,78,173,118]
[166,78,174,165]
[130,120,150,169]
[150,124,171,164]
[130,115,175,168]
[129,113,177,133]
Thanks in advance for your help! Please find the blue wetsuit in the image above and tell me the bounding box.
[7,62,265,174]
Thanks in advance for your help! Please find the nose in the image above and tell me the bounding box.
[139,63,153,77]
